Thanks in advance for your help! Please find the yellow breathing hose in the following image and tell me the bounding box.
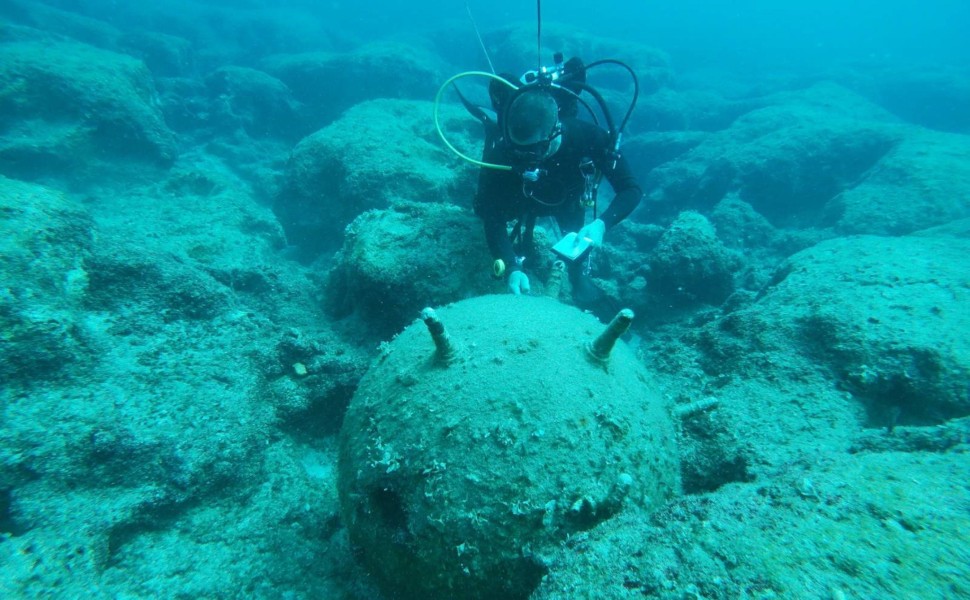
[433,71,518,171]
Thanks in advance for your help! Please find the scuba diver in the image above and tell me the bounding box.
[434,3,643,316]
[471,59,642,308]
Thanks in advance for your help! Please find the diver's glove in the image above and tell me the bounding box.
[577,219,606,248]
[508,270,531,295]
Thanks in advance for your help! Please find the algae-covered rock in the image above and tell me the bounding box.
[647,84,969,236]
[825,128,970,235]
[0,0,121,49]
[325,202,498,340]
[702,235,970,427]
[631,88,761,133]
[276,98,477,256]
[708,195,780,251]
[0,38,177,181]
[846,65,970,134]
[261,40,447,129]
[261,327,369,435]
[0,176,94,383]
[338,295,679,600]
[118,30,194,78]
[623,130,709,179]
[83,238,232,321]
[533,450,970,599]
[203,65,303,140]
[648,211,739,306]
[646,83,899,223]
[767,235,970,424]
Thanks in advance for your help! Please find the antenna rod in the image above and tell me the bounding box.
[466,1,495,74]
[536,0,542,71]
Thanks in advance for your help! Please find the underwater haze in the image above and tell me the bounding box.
[1,0,969,599]
[325,0,970,70]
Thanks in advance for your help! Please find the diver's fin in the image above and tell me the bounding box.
[451,83,496,127]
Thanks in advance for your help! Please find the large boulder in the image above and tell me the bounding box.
[627,230,969,492]
[0,39,178,182]
[0,176,93,384]
[534,450,970,599]
[118,30,195,78]
[698,234,970,427]
[630,88,763,133]
[641,82,970,237]
[325,202,499,341]
[0,157,348,598]
[80,151,294,318]
[645,83,899,224]
[824,128,970,235]
[275,99,477,257]
[844,65,970,134]
[648,211,740,306]
[203,66,303,140]
[261,41,448,130]
[589,209,744,326]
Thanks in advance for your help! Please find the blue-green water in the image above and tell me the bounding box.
[1,1,968,598]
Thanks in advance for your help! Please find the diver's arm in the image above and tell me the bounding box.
[598,153,642,229]
[480,206,517,270]
[473,175,518,271]
[577,123,642,229]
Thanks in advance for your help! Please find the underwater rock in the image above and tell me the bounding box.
[83,238,231,321]
[849,65,970,134]
[708,195,778,251]
[645,83,899,224]
[0,39,178,182]
[261,40,447,130]
[772,235,970,426]
[591,221,662,319]
[912,216,970,239]
[707,196,798,292]
[632,87,762,133]
[325,202,498,341]
[623,130,709,181]
[338,295,679,600]
[824,127,970,235]
[648,211,739,306]
[642,230,969,479]
[0,176,94,384]
[204,66,303,140]
[533,450,970,599]
[119,30,194,78]
[275,99,476,256]
[0,0,121,49]
[262,327,369,436]
[704,234,970,428]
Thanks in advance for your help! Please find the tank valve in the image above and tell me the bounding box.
[585,308,634,365]
[421,307,459,364]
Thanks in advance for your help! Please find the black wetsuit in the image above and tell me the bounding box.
[473,117,642,273]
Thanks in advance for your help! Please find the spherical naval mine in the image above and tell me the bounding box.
[337,295,679,599]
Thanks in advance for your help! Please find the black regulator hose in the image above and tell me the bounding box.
[575,81,617,143]
[583,59,640,135]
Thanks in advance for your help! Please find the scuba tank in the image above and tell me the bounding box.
[435,0,641,178]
